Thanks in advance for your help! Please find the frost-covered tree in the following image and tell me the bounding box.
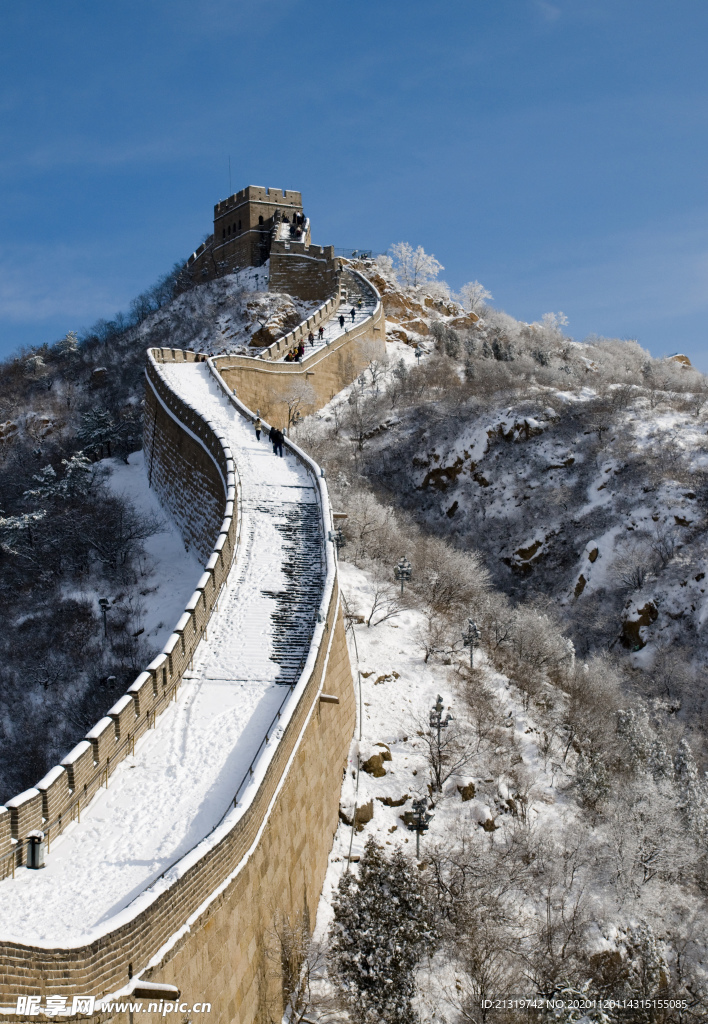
[23,453,93,504]
[674,738,708,843]
[79,408,119,459]
[458,280,493,314]
[540,311,569,335]
[390,242,444,292]
[574,750,610,809]
[56,330,79,358]
[616,706,653,771]
[0,510,47,549]
[329,836,434,1023]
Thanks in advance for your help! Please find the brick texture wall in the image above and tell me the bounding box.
[143,364,225,563]
[0,350,355,1024]
[268,241,340,301]
[214,283,386,429]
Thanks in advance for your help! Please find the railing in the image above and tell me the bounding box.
[334,248,381,259]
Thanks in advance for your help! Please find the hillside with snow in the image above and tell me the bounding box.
[2,242,708,1020]
[283,252,708,1022]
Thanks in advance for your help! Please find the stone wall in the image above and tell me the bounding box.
[143,361,225,563]
[114,602,354,1024]
[0,352,355,1024]
[0,350,238,885]
[214,272,386,427]
[269,240,340,300]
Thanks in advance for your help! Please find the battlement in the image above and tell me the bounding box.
[270,239,335,260]
[214,186,303,215]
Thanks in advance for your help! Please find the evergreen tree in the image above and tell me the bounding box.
[78,409,118,458]
[23,453,93,504]
[328,836,434,1024]
[56,330,79,358]
[674,738,708,842]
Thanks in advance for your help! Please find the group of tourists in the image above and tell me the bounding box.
[284,341,305,362]
[253,414,285,457]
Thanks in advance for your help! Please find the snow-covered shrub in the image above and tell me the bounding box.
[329,836,434,1024]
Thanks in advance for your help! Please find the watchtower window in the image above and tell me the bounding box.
[222,229,226,239]
[258,215,264,224]
[227,224,231,234]
[238,220,241,229]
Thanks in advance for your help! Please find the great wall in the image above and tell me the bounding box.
[0,188,386,1024]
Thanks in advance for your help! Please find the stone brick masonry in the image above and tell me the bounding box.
[0,338,359,1024]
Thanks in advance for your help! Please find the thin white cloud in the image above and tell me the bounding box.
[535,0,562,22]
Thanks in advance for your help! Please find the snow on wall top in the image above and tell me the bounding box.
[0,358,335,948]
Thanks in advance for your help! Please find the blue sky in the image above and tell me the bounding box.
[2,0,708,366]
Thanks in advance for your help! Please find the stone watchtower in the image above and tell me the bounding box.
[213,186,307,270]
[185,185,339,301]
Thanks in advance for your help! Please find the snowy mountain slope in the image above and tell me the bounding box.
[298,261,708,746]
[134,264,321,356]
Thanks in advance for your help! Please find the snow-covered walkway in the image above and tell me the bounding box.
[0,363,325,946]
[275,278,376,362]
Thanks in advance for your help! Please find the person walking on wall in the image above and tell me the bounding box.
[254,414,262,441]
[308,331,315,347]
[339,314,345,329]
[269,424,277,453]
[350,307,356,322]
[273,427,284,458]
[318,325,324,340]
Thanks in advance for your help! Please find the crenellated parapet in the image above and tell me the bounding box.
[0,350,239,885]
[0,346,355,1024]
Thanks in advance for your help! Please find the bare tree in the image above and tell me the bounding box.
[264,911,346,1024]
[413,610,460,664]
[651,522,680,567]
[418,707,476,792]
[364,571,401,628]
[610,543,657,592]
[279,379,317,433]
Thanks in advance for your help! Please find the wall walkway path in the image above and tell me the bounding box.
[275,272,377,361]
[0,364,326,949]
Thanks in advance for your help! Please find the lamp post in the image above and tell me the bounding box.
[462,618,481,669]
[394,555,412,595]
[99,598,110,638]
[429,695,453,793]
[328,527,345,556]
[407,796,433,859]
[430,694,452,745]
[415,346,423,366]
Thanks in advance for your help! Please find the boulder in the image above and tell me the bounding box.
[377,793,408,807]
[339,800,374,832]
[447,313,479,330]
[621,601,658,650]
[361,752,386,777]
[457,782,476,802]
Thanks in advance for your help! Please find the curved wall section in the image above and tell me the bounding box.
[0,350,354,1024]
[0,351,239,887]
[144,350,228,562]
[214,269,385,426]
